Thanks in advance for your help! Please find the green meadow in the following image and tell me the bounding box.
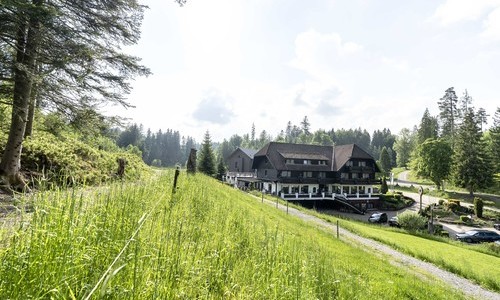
[0,170,472,299]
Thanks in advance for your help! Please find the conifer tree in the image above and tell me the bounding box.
[379,146,391,174]
[452,109,493,197]
[417,108,439,144]
[198,130,216,176]
[489,107,500,173]
[438,87,459,146]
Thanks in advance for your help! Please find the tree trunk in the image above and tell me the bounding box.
[0,2,42,190]
[24,69,39,138]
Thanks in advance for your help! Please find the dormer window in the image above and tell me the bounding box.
[303,160,311,165]
[346,161,353,167]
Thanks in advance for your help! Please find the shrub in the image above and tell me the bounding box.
[397,211,428,231]
[438,199,445,206]
[381,177,388,194]
[439,230,449,237]
[459,215,471,223]
[474,198,484,218]
[446,201,459,212]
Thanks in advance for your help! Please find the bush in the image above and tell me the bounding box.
[474,198,484,218]
[438,199,445,206]
[381,177,388,194]
[397,211,428,231]
[459,215,471,223]
[439,230,449,237]
[446,201,459,212]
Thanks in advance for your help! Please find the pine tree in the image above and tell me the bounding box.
[301,115,311,136]
[489,108,500,173]
[452,109,493,197]
[438,87,459,146]
[198,130,216,176]
[0,0,191,188]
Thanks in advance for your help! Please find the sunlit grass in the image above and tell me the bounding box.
[326,217,500,292]
[0,171,470,299]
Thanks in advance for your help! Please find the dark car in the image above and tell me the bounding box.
[455,230,500,243]
[388,216,400,227]
[368,212,388,223]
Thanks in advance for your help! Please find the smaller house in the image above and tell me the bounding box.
[225,147,258,189]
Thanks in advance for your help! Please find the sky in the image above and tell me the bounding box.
[106,0,500,143]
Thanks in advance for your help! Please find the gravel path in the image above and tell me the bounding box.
[258,196,500,300]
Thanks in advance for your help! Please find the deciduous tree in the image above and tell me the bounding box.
[411,138,452,190]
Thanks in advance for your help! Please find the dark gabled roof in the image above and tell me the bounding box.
[253,142,379,172]
[253,142,334,171]
[239,147,258,159]
[332,144,377,171]
[228,147,258,160]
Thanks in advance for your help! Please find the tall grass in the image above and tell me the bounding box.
[0,171,468,299]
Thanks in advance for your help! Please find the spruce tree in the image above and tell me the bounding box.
[379,146,391,174]
[417,108,439,144]
[198,130,216,176]
[438,87,459,146]
[490,108,500,173]
[452,109,493,197]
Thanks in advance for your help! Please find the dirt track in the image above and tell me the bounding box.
[255,194,500,300]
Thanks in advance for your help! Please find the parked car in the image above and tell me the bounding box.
[455,230,500,243]
[388,216,400,227]
[368,212,388,223]
[494,223,500,230]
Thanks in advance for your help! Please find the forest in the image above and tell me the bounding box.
[114,86,500,196]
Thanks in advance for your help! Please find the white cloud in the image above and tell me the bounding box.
[481,7,500,41]
[289,29,364,81]
[432,0,500,25]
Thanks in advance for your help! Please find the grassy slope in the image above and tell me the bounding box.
[0,171,473,299]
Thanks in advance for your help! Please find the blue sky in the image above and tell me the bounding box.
[108,0,500,142]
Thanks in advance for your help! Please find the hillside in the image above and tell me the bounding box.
[0,170,478,299]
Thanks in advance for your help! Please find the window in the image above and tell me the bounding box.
[303,160,311,165]
[363,173,370,179]
[318,172,326,178]
[286,159,293,164]
[318,160,326,165]
[281,171,291,177]
[352,173,358,179]
[303,171,313,178]
[359,161,366,167]
[346,161,353,167]
[264,170,268,176]
[341,173,349,179]
[234,161,238,168]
